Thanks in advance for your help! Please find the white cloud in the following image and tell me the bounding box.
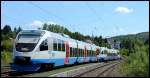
[115,6,133,14]
[30,20,43,28]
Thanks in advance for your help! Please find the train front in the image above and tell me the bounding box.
[10,30,46,72]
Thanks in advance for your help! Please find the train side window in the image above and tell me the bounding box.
[72,48,74,57]
[73,48,75,57]
[92,50,94,56]
[101,51,103,54]
[89,50,91,56]
[58,39,61,51]
[79,49,81,57]
[74,48,76,57]
[70,47,72,57]
[40,39,48,51]
[72,47,74,57]
[87,50,88,57]
[82,49,84,57]
[62,41,65,51]
[86,50,88,57]
[90,50,91,56]
[81,49,83,57]
[53,39,57,51]
[88,50,89,56]
[81,49,82,57]
[78,48,79,57]
[76,48,78,57]
[61,40,62,51]
[91,50,92,56]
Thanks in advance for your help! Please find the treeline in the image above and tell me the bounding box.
[39,23,110,48]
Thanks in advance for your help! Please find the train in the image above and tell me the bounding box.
[10,30,121,72]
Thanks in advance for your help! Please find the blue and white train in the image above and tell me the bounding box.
[10,30,120,72]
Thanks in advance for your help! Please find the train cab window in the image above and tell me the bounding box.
[40,39,48,51]
[53,39,58,51]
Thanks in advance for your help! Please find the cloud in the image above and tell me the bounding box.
[115,6,133,14]
[30,20,43,28]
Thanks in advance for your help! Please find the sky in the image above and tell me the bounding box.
[1,1,149,38]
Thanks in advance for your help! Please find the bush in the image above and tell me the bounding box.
[120,45,149,77]
[1,39,13,52]
[1,51,12,65]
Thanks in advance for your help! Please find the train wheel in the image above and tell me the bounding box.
[38,63,53,72]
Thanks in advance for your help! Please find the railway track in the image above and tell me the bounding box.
[1,62,98,77]
[76,60,122,77]
[1,60,122,77]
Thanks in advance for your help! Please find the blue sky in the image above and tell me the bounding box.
[1,1,149,38]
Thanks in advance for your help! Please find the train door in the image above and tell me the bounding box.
[65,41,69,64]
[84,46,87,62]
[95,48,100,61]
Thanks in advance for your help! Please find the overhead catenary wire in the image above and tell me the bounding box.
[85,1,120,38]
[85,2,104,23]
[27,1,65,24]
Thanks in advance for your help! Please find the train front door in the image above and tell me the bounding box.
[65,41,69,64]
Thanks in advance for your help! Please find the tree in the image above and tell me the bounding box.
[3,25,12,35]
[2,25,13,38]
[43,23,48,30]
[16,26,22,34]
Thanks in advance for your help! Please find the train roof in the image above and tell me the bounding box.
[20,30,108,50]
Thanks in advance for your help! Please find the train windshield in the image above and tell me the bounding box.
[17,34,40,43]
[15,30,45,52]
